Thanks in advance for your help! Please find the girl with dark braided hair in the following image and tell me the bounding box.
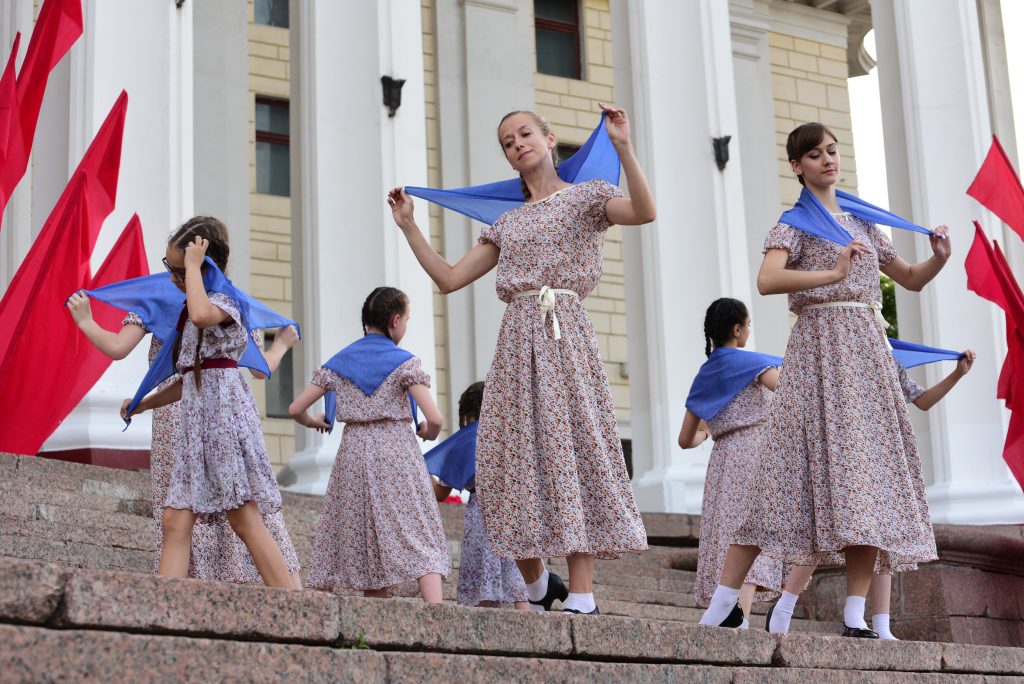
[121,217,299,589]
[289,287,450,602]
[678,298,784,629]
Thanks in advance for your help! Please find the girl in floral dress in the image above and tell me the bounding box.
[678,298,785,629]
[698,123,951,637]
[120,219,298,588]
[389,104,655,615]
[289,287,450,602]
[430,382,529,609]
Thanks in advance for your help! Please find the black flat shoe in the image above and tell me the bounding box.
[720,601,744,628]
[563,606,600,615]
[842,625,880,638]
[528,572,569,611]
[764,601,776,632]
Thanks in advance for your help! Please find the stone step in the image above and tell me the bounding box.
[548,560,695,593]
[0,536,152,574]
[598,600,842,635]
[2,557,1022,682]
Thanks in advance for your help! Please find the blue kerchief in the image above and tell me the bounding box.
[422,420,478,491]
[404,113,620,225]
[779,187,932,246]
[83,257,299,425]
[320,334,418,433]
[890,339,965,369]
[684,348,783,421]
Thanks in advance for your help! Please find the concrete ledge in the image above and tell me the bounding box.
[775,633,943,672]
[0,558,67,624]
[941,642,1024,675]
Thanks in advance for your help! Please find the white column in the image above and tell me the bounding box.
[874,0,1024,523]
[433,0,535,420]
[280,0,436,494]
[41,0,194,454]
[612,0,754,513]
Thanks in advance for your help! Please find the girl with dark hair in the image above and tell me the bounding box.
[388,104,654,616]
[289,287,450,602]
[678,298,784,628]
[699,123,951,637]
[428,382,530,609]
[121,218,299,588]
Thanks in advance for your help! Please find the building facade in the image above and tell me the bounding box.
[1,0,1020,523]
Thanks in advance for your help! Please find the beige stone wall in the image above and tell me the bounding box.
[769,32,859,207]
[533,0,630,426]
[246,0,294,471]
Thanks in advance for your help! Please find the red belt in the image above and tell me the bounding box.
[180,358,238,374]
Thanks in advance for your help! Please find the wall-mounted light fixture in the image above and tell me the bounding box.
[712,135,731,171]
[381,76,406,118]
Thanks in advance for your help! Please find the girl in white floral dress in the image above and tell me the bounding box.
[389,104,656,615]
[698,123,951,637]
[120,219,297,589]
[289,287,450,602]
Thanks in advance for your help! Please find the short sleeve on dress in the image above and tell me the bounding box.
[764,223,802,264]
[867,224,897,267]
[397,357,431,389]
[581,179,625,232]
[250,328,265,350]
[311,367,341,393]
[208,292,242,327]
[897,365,925,404]
[478,217,503,249]
[122,312,149,332]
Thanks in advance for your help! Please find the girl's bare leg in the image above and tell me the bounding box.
[515,558,544,583]
[738,583,757,619]
[417,572,443,604]
[225,502,293,589]
[566,553,595,593]
[159,508,197,577]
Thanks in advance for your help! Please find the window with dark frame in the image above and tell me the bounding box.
[255,96,290,197]
[264,332,294,419]
[621,438,633,480]
[556,143,580,167]
[535,0,582,80]
[254,0,289,28]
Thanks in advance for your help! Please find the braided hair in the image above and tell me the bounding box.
[458,381,485,428]
[497,110,560,201]
[168,216,231,391]
[361,287,409,342]
[703,298,749,357]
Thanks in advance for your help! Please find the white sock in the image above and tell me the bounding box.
[769,591,799,634]
[872,613,898,640]
[563,592,596,613]
[525,569,549,603]
[844,596,868,629]
[699,585,741,625]
[740,619,749,630]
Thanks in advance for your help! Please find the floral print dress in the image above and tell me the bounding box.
[731,215,937,574]
[475,179,647,560]
[457,479,529,606]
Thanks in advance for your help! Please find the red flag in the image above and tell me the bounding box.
[0,177,92,453]
[0,91,126,366]
[964,221,1024,490]
[0,34,25,216]
[967,136,1024,242]
[58,215,149,421]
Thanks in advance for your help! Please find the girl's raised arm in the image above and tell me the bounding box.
[67,292,148,360]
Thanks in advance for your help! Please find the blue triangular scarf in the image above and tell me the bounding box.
[320,334,418,433]
[779,187,933,246]
[889,339,965,369]
[83,257,299,425]
[684,348,783,421]
[404,113,621,225]
[422,420,478,491]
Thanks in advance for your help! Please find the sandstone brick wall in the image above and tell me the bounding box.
[247,0,294,472]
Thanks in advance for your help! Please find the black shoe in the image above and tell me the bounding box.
[720,601,744,628]
[528,572,569,611]
[764,601,776,632]
[563,606,600,615]
[842,625,880,638]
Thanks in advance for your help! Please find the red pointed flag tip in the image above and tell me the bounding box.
[965,221,1008,312]
[0,33,24,219]
[967,136,1024,242]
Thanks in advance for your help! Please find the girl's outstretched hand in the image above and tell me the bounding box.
[183,235,209,271]
[929,224,951,261]
[66,291,93,326]
[388,187,415,230]
[599,103,631,147]
[956,349,976,377]
[310,411,331,433]
[275,325,300,349]
[833,240,869,282]
[120,398,134,421]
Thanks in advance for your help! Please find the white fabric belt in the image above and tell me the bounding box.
[513,286,579,340]
[801,301,892,350]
